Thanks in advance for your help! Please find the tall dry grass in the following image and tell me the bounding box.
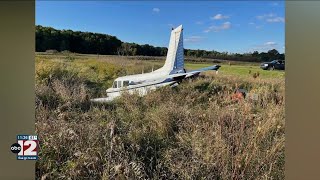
[35,57,284,179]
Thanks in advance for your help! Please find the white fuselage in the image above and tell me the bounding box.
[105,70,183,100]
[90,24,221,103]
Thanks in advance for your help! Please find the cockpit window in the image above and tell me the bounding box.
[113,80,132,88]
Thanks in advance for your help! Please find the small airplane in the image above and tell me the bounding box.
[91,25,221,102]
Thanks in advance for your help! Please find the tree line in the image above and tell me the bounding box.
[36,25,285,62]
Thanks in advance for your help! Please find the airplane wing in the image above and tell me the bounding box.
[189,65,221,72]
[167,73,187,81]
[185,65,221,78]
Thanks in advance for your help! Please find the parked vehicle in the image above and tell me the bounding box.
[260,60,285,70]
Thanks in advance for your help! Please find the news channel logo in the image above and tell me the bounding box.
[10,135,38,160]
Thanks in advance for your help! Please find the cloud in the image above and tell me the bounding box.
[211,14,229,20]
[195,21,203,25]
[248,22,263,29]
[184,36,204,43]
[257,13,275,20]
[266,17,284,23]
[248,21,265,29]
[152,8,160,13]
[204,22,231,33]
[257,13,284,23]
[221,22,231,29]
[251,41,279,52]
[264,41,277,46]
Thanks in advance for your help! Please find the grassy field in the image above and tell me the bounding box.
[35,53,285,179]
[36,52,285,79]
[185,62,285,79]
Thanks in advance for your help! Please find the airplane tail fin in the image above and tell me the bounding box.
[156,25,184,74]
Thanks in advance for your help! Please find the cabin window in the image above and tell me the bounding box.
[123,81,129,87]
[112,81,117,88]
[117,81,122,88]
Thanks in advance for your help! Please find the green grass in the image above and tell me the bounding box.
[36,53,285,79]
[185,62,285,79]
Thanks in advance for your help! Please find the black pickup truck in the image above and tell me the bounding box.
[260,60,285,70]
